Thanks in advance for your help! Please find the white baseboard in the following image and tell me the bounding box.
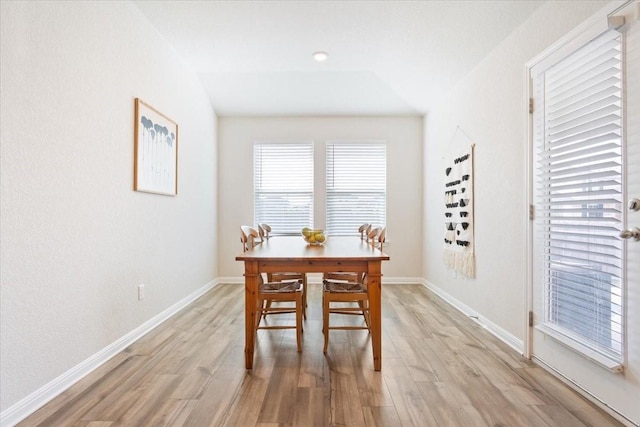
[382,277,424,285]
[216,276,244,284]
[0,279,221,427]
[531,356,638,427]
[421,279,524,354]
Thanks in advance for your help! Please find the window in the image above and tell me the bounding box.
[254,142,313,234]
[326,141,386,235]
[532,29,624,362]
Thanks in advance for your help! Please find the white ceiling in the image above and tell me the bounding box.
[133,1,543,117]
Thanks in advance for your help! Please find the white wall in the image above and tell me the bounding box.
[0,1,218,413]
[218,116,423,281]
[423,1,610,350]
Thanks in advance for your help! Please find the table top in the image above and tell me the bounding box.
[236,235,390,262]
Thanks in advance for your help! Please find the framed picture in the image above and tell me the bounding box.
[134,98,178,196]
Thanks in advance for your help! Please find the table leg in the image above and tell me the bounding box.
[368,261,382,371]
[244,261,259,369]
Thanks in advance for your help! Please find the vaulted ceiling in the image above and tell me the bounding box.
[133,1,543,116]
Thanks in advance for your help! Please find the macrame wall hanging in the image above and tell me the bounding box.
[443,126,475,278]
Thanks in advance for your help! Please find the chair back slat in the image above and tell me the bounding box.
[240,225,260,252]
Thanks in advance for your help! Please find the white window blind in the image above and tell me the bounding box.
[533,29,624,361]
[254,142,313,234]
[326,141,386,236]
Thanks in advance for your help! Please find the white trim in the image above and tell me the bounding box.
[524,63,534,360]
[532,356,637,427]
[379,277,423,285]
[421,279,524,354]
[526,1,628,71]
[525,2,633,347]
[535,324,624,373]
[216,276,244,284]
[0,279,221,427]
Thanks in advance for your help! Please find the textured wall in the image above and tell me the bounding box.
[423,0,609,345]
[0,1,218,411]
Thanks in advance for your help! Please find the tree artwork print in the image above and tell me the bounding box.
[134,98,178,196]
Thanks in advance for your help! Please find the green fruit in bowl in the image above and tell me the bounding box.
[301,228,326,244]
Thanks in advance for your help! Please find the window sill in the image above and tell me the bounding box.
[535,324,624,373]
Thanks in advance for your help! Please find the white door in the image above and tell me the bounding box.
[529,2,640,425]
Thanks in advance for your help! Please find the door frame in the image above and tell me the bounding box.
[524,1,635,425]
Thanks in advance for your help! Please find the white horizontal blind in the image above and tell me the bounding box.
[534,29,624,361]
[254,142,313,234]
[326,141,386,235]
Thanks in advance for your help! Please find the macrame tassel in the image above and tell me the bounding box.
[444,250,475,278]
[444,250,456,269]
[457,251,475,278]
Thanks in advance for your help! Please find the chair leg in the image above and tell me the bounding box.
[323,291,330,354]
[303,277,308,319]
[296,292,303,352]
[263,300,272,320]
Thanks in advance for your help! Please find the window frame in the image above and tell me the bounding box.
[253,141,314,235]
[325,140,387,236]
[527,21,627,370]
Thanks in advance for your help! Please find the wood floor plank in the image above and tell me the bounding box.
[330,365,367,427]
[181,344,246,426]
[416,381,479,427]
[383,357,441,426]
[116,373,182,425]
[257,363,302,423]
[71,421,113,427]
[223,361,276,426]
[17,283,624,427]
[361,406,402,427]
[159,399,200,427]
[297,319,329,388]
[292,386,330,426]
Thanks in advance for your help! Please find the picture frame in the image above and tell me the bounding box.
[134,98,178,196]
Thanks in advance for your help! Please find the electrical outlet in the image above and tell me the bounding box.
[138,284,145,300]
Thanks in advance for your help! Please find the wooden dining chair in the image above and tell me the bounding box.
[323,224,375,284]
[241,225,261,251]
[366,226,380,245]
[373,226,386,249]
[321,225,386,354]
[322,274,370,354]
[257,223,271,240]
[240,225,303,351]
[359,223,370,240]
[257,223,308,319]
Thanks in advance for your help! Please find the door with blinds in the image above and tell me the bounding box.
[529,2,639,424]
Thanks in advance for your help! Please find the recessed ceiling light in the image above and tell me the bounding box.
[313,51,328,62]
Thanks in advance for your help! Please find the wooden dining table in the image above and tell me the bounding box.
[236,235,390,370]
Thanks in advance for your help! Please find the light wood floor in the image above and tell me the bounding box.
[20,283,623,427]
